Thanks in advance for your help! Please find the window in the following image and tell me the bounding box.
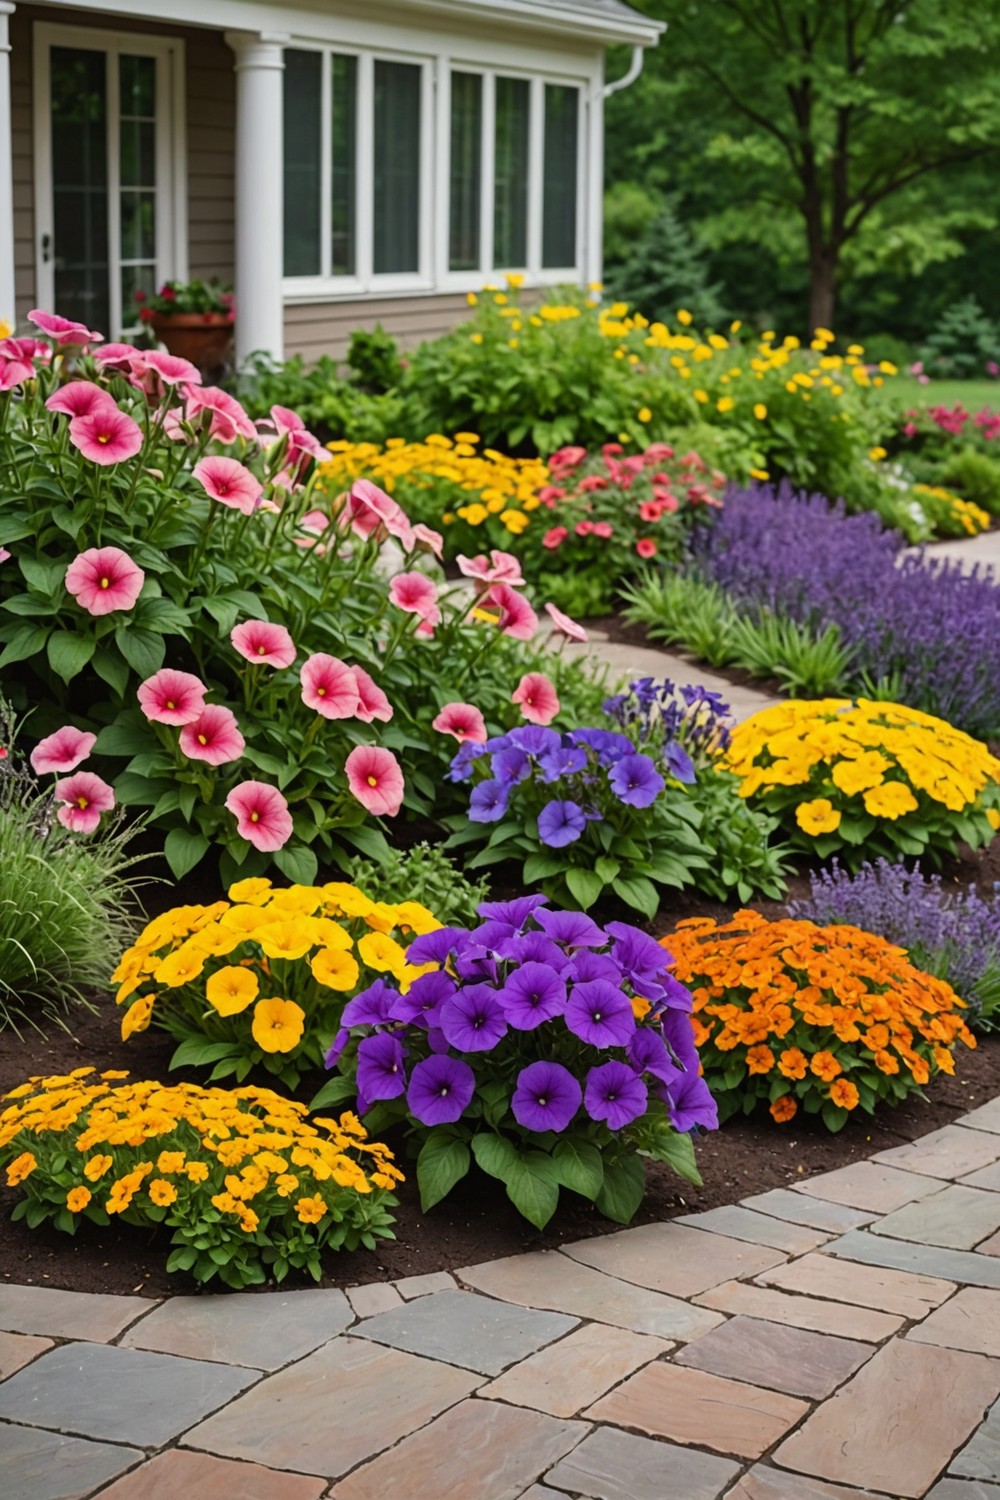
[449,72,482,272]
[493,77,530,270]
[373,61,421,274]
[542,84,579,269]
[283,49,322,277]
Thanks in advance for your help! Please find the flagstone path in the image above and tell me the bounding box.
[6,1099,1000,1496]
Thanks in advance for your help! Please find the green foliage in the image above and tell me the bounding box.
[921,297,1000,380]
[345,326,405,394]
[684,766,791,904]
[935,449,1000,515]
[604,200,728,329]
[346,841,490,928]
[602,181,664,268]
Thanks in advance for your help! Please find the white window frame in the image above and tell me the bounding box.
[281,42,435,300]
[32,21,187,338]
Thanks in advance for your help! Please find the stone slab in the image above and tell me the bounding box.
[928,1483,1000,1499]
[963,1163,1000,1194]
[543,1424,740,1500]
[458,1250,724,1341]
[727,1468,896,1500]
[759,1250,956,1318]
[959,1100,1000,1136]
[873,1185,1000,1251]
[740,1188,876,1233]
[0,1330,53,1380]
[562,1223,786,1298]
[584,1361,808,1460]
[0,1283,155,1342]
[693,1280,904,1342]
[773,1338,1000,1497]
[329,1398,586,1500]
[794,1161,945,1213]
[184,1336,478,1478]
[673,1315,873,1399]
[121,1288,352,1370]
[826,1229,1000,1288]
[354,1288,576,1375]
[873,1125,1000,1179]
[0,1420,142,1500]
[480,1323,671,1416]
[346,1283,403,1319]
[394,1271,457,1298]
[674,1205,831,1254]
[0,1340,257,1447]
[981,1233,1000,1258]
[951,1395,1000,1481]
[910,1289,1000,1358]
[518,1490,565,1500]
[93,1448,328,1500]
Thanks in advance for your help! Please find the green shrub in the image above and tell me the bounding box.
[935,448,1000,515]
[346,842,490,927]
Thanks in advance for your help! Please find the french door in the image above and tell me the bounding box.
[33,25,185,338]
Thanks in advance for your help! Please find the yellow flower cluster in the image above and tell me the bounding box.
[0,1070,401,1280]
[912,483,990,538]
[317,433,549,537]
[114,879,441,1081]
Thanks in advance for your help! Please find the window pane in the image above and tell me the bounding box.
[120,189,155,259]
[542,84,579,268]
[449,72,481,272]
[331,54,357,276]
[51,46,110,334]
[373,60,421,275]
[283,49,321,277]
[494,76,529,269]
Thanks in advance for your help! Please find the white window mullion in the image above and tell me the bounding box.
[526,75,543,280]
[107,49,122,338]
[319,49,332,281]
[356,52,374,288]
[481,70,494,277]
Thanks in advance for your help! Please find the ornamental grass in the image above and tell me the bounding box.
[0,1070,401,1287]
[667,911,975,1132]
[724,698,1000,868]
[115,879,442,1090]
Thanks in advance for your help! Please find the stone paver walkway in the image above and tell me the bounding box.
[7,1101,1000,1496]
[559,631,778,722]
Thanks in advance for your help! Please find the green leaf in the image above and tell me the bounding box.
[92,645,130,698]
[471,1131,521,1183]
[647,1130,703,1186]
[115,624,165,678]
[522,851,569,883]
[611,874,659,919]
[595,1151,645,1224]
[504,1150,560,1229]
[94,721,153,757]
[594,856,621,884]
[273,843,319,886]
[19,556,66,594]
[565,865,605,909]
[822,1104,849,1133]
[46,629,96,683]
[164,827,210,879]
[416,1131,470,1210]
[309,1075,358,1112]
[0,622,49,667]
[168,1038,241,1069]
[340,823,392,861]
[552,1137,605,1201]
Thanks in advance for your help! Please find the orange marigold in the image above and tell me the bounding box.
[778,1047,808,1080]
[746,1045,775,1075]
[769,1095,798,1123]
[810,1051,843,1082]
[828,1079,860,1110]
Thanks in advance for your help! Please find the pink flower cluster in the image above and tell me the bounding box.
[28,724,114,834]
[65,547,145,616]
[137,669,245,766]
[901,404,1000,444]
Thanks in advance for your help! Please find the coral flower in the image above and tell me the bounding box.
[544,602,589,643]
[635,538,658,559]
[300,653,360,718]
[457,550,525,589]
[69,407,143,465]
[353,667,394,723]
[388,572,439,619]
[137,668,207,725]
[53,770,115,833]
[251,996,306,1054]
[345,745,405,817]
[433,702,488,743]
[225,780,294,851]
[185,385,256,441]
[512,672,560,726]
[230,618,297,669]
[28,308,103,345]
[65,546,145,616]
[45,381,117,419]
[486,582,538,641]
[412,523,444,559]
[142,350,201,387]
[179,705,246,766]
[194,456,263,515]
[30,725,96,775]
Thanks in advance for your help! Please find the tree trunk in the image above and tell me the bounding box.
[808,255,837,332]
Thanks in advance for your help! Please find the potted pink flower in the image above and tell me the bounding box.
[136,278,234,374]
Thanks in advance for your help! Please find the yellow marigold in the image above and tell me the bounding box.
[66,1186,91,1213]
[295,1194,327,1224]
[148,1178,177,1207]
[206,965,259,1016]
[828,1078,860,1110]
[795,799,842,836]
[863,782,919,819]
[251,997,306,1054]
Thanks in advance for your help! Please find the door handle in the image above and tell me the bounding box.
[41,233,51,264]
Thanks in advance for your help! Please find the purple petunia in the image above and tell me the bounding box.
[569,728,633,763]
[661,1008,701,1073]
[390,970,456,1026]
[324,1026,349,1068]
[537,799,587,847]
[498,961,567,1029]
[537,746,588,783]
[477,894,549,928]
[508,725,561,756]
[608,752,665,808]
[659,1068,719,1132]
[406,1054,476,1126]
[496,931,572,971]
[447,741,488,782]
[512,1060,583,1133]
[534,908,606,949]
[584,1061,648,1130]
[665,742,696,785]
[565,980,636,1048]
[469,778,511,822]
[439,983,508,1052]
[341,980,396,1027]
[356,1033,408,1100]
[628,1027,678,1085]
[405,926,468,966]
[491,747,532,784]
[568,950,624,985]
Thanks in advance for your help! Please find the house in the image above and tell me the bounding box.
[2,0,662,365]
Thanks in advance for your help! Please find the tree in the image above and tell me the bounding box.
[620,0,1000,330]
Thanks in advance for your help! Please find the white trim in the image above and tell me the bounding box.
[0,4,15,322]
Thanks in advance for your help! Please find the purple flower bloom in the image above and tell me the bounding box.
[665,742,696,785]
[537,746,588,783]
[584,1060,648,1129]
[341,980,396,1027]
[628,1027,678,1084]
[606,922,671,990]
[569,950,624,985]
[477,894,549,929]
[508,725,561,756]
[356,1033,408,1100]
[469,778,511,822]
[406,1054,476,1126]
[569,728,633,763]
[537,799,586,847]
[659,1069,719,1132]
[512,1060,583,1133]
[608,753,665,808]
[534,908,606,949]
[565,980,635,1047]
[447,741,487,782]
[661,1008,700,1073]
[491,747,532,784]
[496,931,572,970]
[390,970,456,1026]
[324,1026,349,1068]
[405,927,468,965]
[440,983,508,1052]
[498,962,567,1030]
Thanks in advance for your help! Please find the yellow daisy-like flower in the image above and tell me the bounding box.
[295,1194,327,1224]
[251,997,306,1054]
[863,782,919,820]
[795,799,842,836]
[357,931,408,977]
[66,1186,91,1213]
[637,406,652,423]
[753,403,767,420]
[206,965,260,1016]
[310,948,361,992]
[121,995,155,1041]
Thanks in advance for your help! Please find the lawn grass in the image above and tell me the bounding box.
[887,376,1000,411]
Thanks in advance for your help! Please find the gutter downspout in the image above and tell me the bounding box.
[602,43,645,99]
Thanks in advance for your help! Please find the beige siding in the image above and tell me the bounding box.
[284,294,474,363]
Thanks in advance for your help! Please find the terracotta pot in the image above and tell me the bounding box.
[149,312,234,374]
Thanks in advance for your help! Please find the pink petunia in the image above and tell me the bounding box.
[300,654,360,719]
[69,407,143,466]
[636,538,658,559]
[137,668,207,726]
[345,479,415,550]
[432,702,487,743]
[28,309,103,346]
[185,385,256,442]
[512,673,560,726]
[225,780,294,852]
[269,404,325,471]
[345,745,405,817]
[53,770,115,833]
[142,350,202,388]
[193,456,263,515]
[484,582,537,641]
[179,704,245,766]
[544,602,588,643]
[0,547,9,564]
[353,668,394,724]
[0,353,35,391]
[94,343,148,379]
[457,550,525,589]
[65,546,145,616]
[45,382,117,420]
[542,527,569,550]
[30,725,97,776]
[412,523,444,560]
[230,618,296,669]
[388,572,439,620]
[548,445,587,472]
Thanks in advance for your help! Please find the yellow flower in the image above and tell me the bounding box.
[295,1194,327,1224]
[831,751,890,796]
[868,446,887,461]
[251,997,306,1054]
[154,941,209,988]
[311,948,361,991]
[6,1151,37,1186]
[357,931,408,977]
[66,1186,91,1213]
[988,809,1000,831]
[121,996,154,1041]
[500,509,529,534]
[206,965,260,1016]
[637,406,652,423]
[716,396,734,413]
[457,502,489,526]
[795,799,842,836]
[676,308,693,326]
[157,1151,186,1174]
[256,920,315,961]
[186,1161,209,1183]
[863,782,919,819]
[148,1178,177,1207]
[229,877,272,904]
[753,403,767,420]
[84,1154,113,1181]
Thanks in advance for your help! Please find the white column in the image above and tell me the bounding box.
[0,4,16,324]
[225,30,287,366]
